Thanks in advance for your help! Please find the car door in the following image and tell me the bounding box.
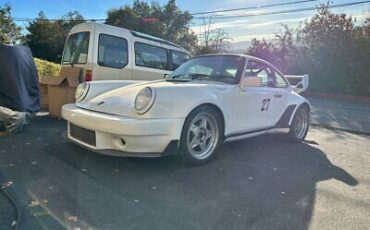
[266,68,290,125]
[233,60,276,133]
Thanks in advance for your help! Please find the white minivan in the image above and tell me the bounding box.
[61,22,190,81]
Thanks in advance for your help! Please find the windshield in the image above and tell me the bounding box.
[168,55,245,84]
[62,32,90,64]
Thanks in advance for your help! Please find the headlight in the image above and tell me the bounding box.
[75,82,89,102]
[134,87,155,114]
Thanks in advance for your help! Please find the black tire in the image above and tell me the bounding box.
[287,105,310,143]
[179,106,223,166]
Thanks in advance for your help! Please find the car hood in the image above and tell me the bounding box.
[76,80,229,117]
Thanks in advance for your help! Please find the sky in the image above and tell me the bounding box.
[2,0,370,51]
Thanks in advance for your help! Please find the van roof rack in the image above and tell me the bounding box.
[130,31,182,49]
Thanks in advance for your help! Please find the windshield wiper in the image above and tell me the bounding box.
[190,74,211,80]
[171,73,210,80]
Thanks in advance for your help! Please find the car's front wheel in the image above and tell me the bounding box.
[288,105,309,142]
[179,106,223,165]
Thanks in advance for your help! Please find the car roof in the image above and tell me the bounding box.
[196,53,268,61]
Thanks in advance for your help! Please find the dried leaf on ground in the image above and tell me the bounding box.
[29,200,40,207]
[33,211,50,217]
[1,181,13,188]
[67,216,78,222]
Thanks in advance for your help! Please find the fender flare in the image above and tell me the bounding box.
[275,102,310,128]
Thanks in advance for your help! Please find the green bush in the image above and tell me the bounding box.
[34,58,61,80]
[246,4,370,96]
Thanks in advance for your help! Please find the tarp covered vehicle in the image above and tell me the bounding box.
[0,44,40,133]
[0,44,40,112]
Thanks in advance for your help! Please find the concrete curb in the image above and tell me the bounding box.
[310,123,370,136]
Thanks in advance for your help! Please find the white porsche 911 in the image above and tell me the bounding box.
[62,54,310,165]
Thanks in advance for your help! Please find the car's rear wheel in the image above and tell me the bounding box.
[179,106,223,165]
[288,105,309,142]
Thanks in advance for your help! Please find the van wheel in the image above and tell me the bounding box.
[179,106,223,165]
[287,106,309,142]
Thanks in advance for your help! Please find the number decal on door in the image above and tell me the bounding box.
[261,98,271,111]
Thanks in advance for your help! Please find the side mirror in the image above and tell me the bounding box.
[241,77,262,89]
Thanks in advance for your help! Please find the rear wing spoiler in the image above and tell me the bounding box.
[285,74,309,94]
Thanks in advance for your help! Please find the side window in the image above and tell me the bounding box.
[135,42,168,70]
[245,60,274,87]
[98,34,128,68]
[274,72,288,88]
[171,51,190,70]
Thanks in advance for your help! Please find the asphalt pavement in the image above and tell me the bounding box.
[308,97,370,134]
[0,116,369,230]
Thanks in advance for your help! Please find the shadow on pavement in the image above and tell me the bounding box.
[44,131,358,229]
[0,117,358,230]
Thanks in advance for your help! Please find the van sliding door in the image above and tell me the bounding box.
[94,34,132,80]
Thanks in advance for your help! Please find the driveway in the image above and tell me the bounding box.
[309,97,370,134]
[1,117,369,230]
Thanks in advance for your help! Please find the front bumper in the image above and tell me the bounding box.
[62,104,184,156]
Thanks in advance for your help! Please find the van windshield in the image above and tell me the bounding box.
[62,32,90,64]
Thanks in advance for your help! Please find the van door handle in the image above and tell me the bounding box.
[274,94,282,98]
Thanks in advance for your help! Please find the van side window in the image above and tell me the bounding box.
[98,34,128,68]
[135,42,168,70]
[171,51,190,70]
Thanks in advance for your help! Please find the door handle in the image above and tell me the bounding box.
[274,94,282,98]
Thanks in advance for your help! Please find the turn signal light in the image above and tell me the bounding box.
[85,69,92,81]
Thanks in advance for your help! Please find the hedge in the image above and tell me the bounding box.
[34,58,61,80]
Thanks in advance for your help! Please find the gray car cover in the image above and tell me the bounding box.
[0,44,40,113]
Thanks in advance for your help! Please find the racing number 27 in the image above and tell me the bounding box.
[261,98,270,111]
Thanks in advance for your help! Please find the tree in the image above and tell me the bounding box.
[196,45,219,55]
[198,16,213,48]
[246,38,276,63]
[196,17,232,55]
[299,3,355,49]
[106,0,198,54]
[297,3,365,94]
[210,29,232,53]
[177,29,198,54]
[0,4,21,44]
[25,11,85,63]
[245,3,370,96]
